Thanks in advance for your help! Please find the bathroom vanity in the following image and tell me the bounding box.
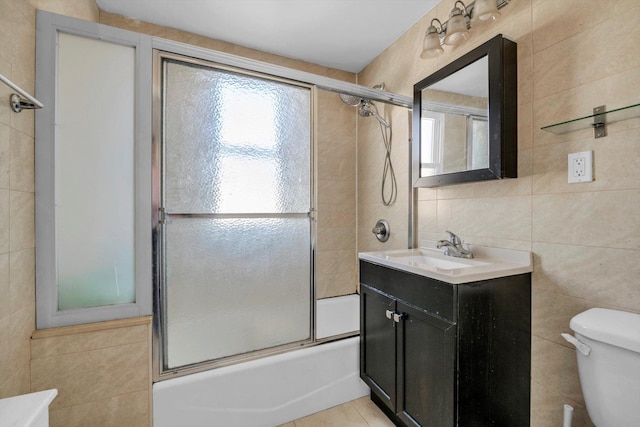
[359,243,531,427]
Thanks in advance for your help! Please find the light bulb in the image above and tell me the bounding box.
[473,0,500,22]
[444,9,469,46]
[420,26,444,59]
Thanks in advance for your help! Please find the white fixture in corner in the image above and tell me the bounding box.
[0,389,58,427]
[563,404,573,427]
[564,308,640,427]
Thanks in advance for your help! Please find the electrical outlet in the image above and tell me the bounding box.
[568,151,593,183]
[574,157,586,177]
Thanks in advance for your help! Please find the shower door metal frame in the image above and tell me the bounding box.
[152,50,317,381]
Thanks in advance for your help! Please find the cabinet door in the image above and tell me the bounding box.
[360,284,397,410]
[397,302,456,427]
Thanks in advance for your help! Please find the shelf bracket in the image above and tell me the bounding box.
[592,105,607,138]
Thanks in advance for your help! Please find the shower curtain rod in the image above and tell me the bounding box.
[153,37,414,109]
[0,72,44,112]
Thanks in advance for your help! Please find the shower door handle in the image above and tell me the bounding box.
[385,309,394,320]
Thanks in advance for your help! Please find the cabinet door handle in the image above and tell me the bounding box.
[393,312,405,323]
[385,309,394,320]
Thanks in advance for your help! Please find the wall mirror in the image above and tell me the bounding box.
[412,34,517,187]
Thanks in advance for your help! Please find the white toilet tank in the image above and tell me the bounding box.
[567,308,640,427]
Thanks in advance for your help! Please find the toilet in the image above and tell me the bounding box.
[562,308,640,427]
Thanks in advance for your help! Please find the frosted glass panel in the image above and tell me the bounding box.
[163,60,311,214]
[165,217,311,368]
[160,57,312,369]
[56,33,135,310]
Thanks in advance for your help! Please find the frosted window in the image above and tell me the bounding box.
[165,217,311,367]
[163,60,311,214]
[55,33,135,309]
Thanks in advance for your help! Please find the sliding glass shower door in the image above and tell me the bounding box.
[156,54,313,370]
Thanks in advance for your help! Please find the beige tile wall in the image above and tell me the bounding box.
[0,0,99,400]
[357,101,412,252]
[357,0,640,426]
[316,89,358,298]
[30,317,152,427]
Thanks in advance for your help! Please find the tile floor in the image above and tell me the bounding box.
[278,397,395,427]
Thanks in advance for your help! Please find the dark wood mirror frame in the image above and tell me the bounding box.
[412,34,517,188]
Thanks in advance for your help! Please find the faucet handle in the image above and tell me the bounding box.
[445,230,460,245]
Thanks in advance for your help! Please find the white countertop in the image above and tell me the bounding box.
[359,241,532,284]
[0,390,57,427]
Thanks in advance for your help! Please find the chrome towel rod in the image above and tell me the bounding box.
[0,72,43,112]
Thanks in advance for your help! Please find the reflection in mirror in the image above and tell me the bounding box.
[413,34,517,188]
[420,56,488,176]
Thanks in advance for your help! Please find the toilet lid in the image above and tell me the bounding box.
[570,308,640,353]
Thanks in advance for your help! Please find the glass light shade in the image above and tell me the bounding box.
[420,27,444,59]
[472,0,501,22]
[444,12,470,45]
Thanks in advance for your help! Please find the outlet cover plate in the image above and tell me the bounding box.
[568,151,593,183]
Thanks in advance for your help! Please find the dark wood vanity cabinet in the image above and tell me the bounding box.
[359,260,531,427]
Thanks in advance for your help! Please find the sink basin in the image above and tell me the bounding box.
[385,250,489,270]
[359,241,532,284]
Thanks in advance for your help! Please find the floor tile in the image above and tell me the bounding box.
[293,402,369,427]
[352,397,396,427]
[281,397,394,427]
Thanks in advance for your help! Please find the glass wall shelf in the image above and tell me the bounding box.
[541,103,640,135]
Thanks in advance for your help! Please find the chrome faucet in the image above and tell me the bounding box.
[436,230,473,259]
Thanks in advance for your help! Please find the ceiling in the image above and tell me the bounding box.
[95,0,439,73]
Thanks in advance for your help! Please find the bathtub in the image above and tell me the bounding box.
[317,294,359,339]
[153,294,368,427]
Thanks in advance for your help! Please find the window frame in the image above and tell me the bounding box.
[35,11,153,328]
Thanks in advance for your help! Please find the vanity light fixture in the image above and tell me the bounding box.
[443,2,470,46]
[420,0,509,59]
[420,19,445,59]
[472,0,501,22]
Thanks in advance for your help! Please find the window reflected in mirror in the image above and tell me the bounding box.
[420,56,488,177]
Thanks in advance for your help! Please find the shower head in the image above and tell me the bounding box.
[358,101,390,128]
[339,93,363,106]
[338,83,384,106]
[339,95,390,128]
[338,83,389,127]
